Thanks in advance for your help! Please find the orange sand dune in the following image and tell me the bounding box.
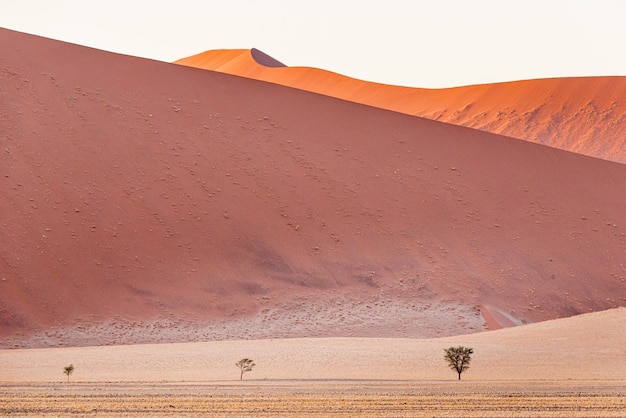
[176,49,626,163]
[1,28,625,348]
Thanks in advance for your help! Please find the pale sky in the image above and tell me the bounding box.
[2,0,625,88]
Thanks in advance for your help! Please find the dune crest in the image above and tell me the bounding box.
[1,28,625,348]
[176,49,626,163]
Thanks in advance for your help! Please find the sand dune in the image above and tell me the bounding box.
[0,308,623,381]
[176,49,626,163]
[1,28,625,348]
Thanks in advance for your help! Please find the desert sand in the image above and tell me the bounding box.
[2,381,624,417]
[1,25,625,416]
[176,49,626,163]
[1,28,625,348]
[1,309,624,416]
[1,308,624,382]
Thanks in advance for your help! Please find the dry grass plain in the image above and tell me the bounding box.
[1,381,624,417]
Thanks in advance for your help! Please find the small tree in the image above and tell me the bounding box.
[444,346,473,380]
[235,358,255,381]
[63,364,74,382]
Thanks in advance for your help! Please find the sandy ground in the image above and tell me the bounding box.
[2,309,623,416]
[1,308,623,382]
[1,381,625,417]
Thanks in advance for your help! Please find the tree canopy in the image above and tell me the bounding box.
[235,358,256,380]
[63,364,74,382]
[444,346,473,380]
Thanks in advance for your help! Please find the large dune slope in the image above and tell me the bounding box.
[1,28,625,347]
[176,49,626,163]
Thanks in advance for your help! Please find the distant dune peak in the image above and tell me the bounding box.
[250,48,286,68]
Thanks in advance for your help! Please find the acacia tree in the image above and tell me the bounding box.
[444,346,473,380]
[63,364,74,382]
[235,358,256,380]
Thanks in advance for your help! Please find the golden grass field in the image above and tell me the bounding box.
[1,381,625,417]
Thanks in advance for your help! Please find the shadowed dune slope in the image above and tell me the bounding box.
[1,29,625,347]
[176,49,626,163]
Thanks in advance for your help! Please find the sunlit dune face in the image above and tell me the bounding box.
[176,49,626,163]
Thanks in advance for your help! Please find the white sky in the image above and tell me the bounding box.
[2,0,625,88]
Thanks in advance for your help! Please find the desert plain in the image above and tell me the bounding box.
[1,28,625,416]
[1,308,626,415]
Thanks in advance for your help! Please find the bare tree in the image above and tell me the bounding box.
[444,346,473,380]
[235,358,256,380]
[63,364,74,382]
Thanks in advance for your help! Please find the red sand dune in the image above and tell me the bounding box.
[1,29,625,348]
[176,49,626,163]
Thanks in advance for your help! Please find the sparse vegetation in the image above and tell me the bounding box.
[235,358,255,381]
[63,364,74,382]
[444,346,473,380]
[2,381,624,417]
